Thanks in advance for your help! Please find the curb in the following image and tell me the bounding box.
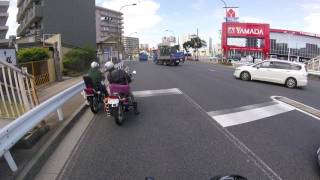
[15,103,88,180]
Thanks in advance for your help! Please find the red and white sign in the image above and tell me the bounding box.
[226,9,236,18]
[226,8,238,22]
[221,22,271,59]
[225,23,269,37]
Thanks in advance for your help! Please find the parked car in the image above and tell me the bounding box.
[234,60,308,88]
[209,56,220,61]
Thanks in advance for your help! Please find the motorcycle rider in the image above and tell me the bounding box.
[88,61,108,97]
[104,61,139,114]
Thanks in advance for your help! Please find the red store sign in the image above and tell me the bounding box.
[221,22,271,59]
[224,23,270,37]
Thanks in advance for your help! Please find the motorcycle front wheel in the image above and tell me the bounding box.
[114,105,125,126]
[88,96,99,114]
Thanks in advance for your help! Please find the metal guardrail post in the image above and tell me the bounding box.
[57,108,64,121]
[4,151,18,172]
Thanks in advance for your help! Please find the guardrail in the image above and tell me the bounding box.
[0,81,85,172]
[308,56,320,72]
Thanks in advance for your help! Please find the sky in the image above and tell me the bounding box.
[6,0,320,47]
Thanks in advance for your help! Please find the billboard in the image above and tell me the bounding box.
[225,23,269,37]
[0,49,17,65]
[221,22,270,59]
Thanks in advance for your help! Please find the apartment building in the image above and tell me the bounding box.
[17,0,96,47]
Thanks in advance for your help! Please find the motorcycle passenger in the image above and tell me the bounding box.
[105,61,139,114]
[88,61,108,97]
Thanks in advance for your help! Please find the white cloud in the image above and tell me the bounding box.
[301,3,320,34]
[6,0,18,38]
[240,16,269,24]
[304,13,320,34]
[101,0,162,36]
[191,0,206,10]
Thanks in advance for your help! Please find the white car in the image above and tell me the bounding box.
[234,60,308,88]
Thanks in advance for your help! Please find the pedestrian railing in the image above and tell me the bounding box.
[0,60,39,119]
[307,56,320,73]
[0,81,85,172]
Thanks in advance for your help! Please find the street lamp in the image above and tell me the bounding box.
[118,3,137,61]
[220,0,228,60]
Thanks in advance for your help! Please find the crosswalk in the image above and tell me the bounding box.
[131,88,313,128]
[208,101,295,127]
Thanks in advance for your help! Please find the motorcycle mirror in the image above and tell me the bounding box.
[132,70,137,75]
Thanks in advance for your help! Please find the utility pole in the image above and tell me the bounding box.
[197,28,199,61]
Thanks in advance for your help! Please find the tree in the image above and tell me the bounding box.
[17,48,50,63]
[183,41,193,53]
[63,46,96,76]
[183,37,205,60]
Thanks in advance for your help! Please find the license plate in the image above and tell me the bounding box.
[108,98,119,107]
[176,60,180,63]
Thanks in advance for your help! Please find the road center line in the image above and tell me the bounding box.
[208,102,294,127]
[132,88,182,98]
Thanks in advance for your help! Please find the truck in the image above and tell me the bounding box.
[153,45,185,66]
[139,52,148,61]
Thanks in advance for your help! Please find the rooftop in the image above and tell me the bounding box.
[96,6,123,15]
[270,29,320,39]
[0,1,9,6]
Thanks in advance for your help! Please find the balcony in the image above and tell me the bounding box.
[17,0,37,22]
[17,5,43,37]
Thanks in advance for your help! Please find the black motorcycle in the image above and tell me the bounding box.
[83,76,105,114]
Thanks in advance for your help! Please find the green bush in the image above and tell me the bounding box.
[63,46,96,75]
[17,48,50,63]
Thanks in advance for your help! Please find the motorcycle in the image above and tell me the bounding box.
[105,70,137,126]
[83,76,106,114]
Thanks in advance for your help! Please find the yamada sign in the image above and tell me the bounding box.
[226,23,270,37]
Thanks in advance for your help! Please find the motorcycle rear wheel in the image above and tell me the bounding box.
[89,96,99,114]
[114,105,125,126]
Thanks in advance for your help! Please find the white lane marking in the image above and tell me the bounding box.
[209,102,294,127]
[132,88,182,98]
[208,69,216,72]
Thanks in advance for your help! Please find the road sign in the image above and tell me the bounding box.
[0,49,17,65]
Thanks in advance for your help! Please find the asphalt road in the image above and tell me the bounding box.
[58,61,320,180]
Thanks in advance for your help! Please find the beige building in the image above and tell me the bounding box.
[96,6,123,61]
[122,36,139,59]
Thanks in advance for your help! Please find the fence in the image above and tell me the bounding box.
[0,81,84,172]
[0,60,39,119]
[308,56,320,71]
[19,60,50,87]
[307,56,320,76]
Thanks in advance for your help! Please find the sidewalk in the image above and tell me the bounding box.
[0,76,86,180]
[37,76,83,103]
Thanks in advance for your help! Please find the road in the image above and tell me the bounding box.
[57,61,320,180]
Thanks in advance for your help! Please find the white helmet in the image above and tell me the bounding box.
[91,61,99,68]
[105,61,114,70]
